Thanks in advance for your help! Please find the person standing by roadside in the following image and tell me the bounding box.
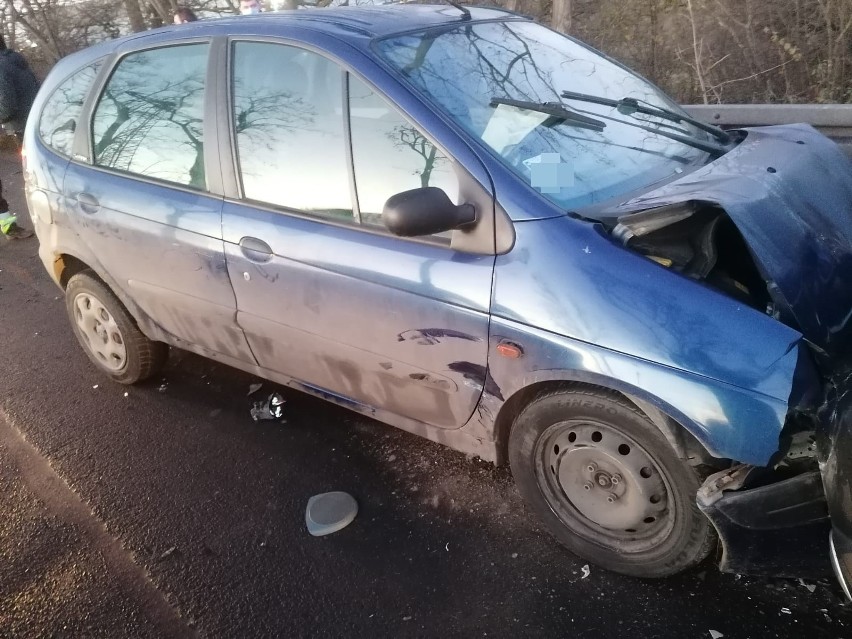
[173,7,198,23]
[0,34,39,239]
[239,0,263,15]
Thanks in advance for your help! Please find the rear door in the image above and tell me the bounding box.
[63,41,255,363]
[219,39,495,428]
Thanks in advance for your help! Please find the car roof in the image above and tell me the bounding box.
[49,4,525,80]
[213,4,523,38]
[115,5,519,49]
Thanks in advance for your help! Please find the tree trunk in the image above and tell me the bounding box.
[124,0,147,32]
[503,0,521,12]
[551,0,572,33]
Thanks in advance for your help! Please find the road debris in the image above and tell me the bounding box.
[511,553,518,559]
[158,546,178,561]
[780,607,791,614]
[92,384,98,389]
[248,383,263,396]
[305,491,358,536]
[158,383,168,393]
[709,631,724,639]
[798,578,817,593]
[209,408,222,418]
[251,392,286,421]
[581,565,591,579]
[123,392,129,398]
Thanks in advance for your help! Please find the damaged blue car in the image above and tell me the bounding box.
[24,4,852,584]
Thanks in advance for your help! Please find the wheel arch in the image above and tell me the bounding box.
[54,252,92,289]
[53,251,169,345]
[493,376,725,469]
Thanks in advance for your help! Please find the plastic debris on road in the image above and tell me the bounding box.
[581,565,591,579]
[248,383,263,396]
[250,392,286,422]
[305,491,358,536]
[798,578,817,593]
[158,546,178,561]
[780,607,792,614]
[709,631,724,639]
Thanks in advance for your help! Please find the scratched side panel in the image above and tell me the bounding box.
[62,164,255,362]
[223,203,493,428]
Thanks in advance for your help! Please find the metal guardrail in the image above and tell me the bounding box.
[683,104,852,155]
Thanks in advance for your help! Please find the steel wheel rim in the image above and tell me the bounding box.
[535,419,675,554]
[73,292,127,372]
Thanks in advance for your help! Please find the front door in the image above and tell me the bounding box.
[220,41,494,428]
[64,42,254,363]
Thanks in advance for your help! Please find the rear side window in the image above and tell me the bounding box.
[39,62,102,157]
[91,44,208,189]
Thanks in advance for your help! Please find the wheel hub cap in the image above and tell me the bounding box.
[73,293,127,372]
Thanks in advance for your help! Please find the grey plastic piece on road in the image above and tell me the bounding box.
[306,491,358,537]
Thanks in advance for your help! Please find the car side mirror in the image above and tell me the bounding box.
[382,187,476,237]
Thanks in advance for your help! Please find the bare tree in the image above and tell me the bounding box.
[551,0,572,33]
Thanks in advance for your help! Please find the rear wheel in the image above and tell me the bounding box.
[65,272,167,384]
[509,387,714,578]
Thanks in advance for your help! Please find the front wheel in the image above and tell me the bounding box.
[509,388,714,578]
[65,271,168,384]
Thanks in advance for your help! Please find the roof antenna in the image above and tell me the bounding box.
[443,0,471,20]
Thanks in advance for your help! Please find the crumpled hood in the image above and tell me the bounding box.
[609,123,852,364]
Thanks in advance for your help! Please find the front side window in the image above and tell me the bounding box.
[39,62,102,157]
[92,44,208,189]
[348,75,458,228]
[231,42,352,221]
[378,21,711,210]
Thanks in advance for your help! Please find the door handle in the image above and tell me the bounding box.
[75,192,100,214]
[239,236,273,263]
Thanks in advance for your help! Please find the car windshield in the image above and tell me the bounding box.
[377,20,713,210]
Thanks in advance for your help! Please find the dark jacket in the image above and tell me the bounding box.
[0,49,40,132]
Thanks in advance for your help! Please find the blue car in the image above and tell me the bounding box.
[24,4,852,581]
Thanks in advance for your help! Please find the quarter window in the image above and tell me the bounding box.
[39,62,102,157]
[348,75,458,228]
[92,44,208,189]
[231,42,352,221]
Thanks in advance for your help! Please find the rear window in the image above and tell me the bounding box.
[39,61,102,157]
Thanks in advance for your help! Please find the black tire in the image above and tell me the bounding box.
[65,271,168,384]
[509,387,715,578]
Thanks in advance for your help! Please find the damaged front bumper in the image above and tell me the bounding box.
[697,464,831,580]
[697,370,852,599]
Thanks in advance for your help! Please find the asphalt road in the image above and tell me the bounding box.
[1,149,850,638]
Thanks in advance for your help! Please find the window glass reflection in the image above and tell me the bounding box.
[349,75,458,228]
[379,22,709,209]
[232,42,352,221]
[92,45,207,189]
[40,62,102,157]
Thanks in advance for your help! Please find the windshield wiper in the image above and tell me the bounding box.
[490,97,607,132]
[560,90,731,146]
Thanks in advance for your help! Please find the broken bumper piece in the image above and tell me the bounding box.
[697,465,831,579]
